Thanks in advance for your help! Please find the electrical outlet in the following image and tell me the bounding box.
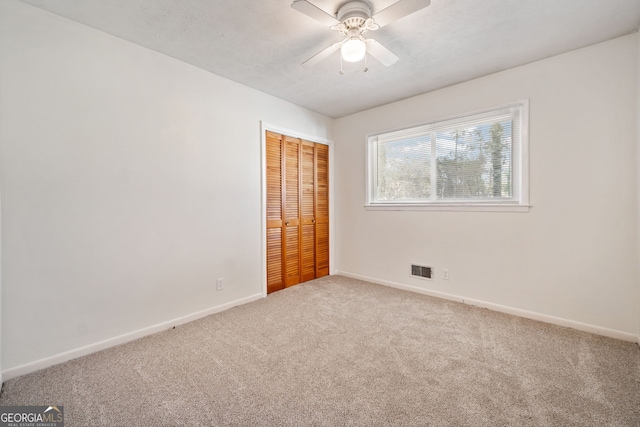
[443,269,450,280]
[216,278,224,291]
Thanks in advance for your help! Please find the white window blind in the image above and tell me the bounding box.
[367,101,528,211]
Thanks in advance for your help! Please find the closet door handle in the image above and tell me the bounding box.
[311,219,316,223]
[285,221,290,226]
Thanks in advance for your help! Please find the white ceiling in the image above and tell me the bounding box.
[19,0,640,118]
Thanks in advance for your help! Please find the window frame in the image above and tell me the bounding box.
[365,100,530,212]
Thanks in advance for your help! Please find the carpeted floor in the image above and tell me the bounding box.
[1,275,639,426]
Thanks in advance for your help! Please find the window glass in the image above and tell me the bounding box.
[367,101,528,211]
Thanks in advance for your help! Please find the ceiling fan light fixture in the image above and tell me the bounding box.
[341,38,366,62]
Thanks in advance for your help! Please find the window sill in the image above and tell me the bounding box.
[364,203,531,213]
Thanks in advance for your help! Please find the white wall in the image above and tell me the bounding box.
[0,0,333,374]
[335,34,640,338]
[637,28,640,344]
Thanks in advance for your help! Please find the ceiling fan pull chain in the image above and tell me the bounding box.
[363,52,368,73]
[339,55,344,76]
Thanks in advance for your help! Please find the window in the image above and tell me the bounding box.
[366,101,529,212]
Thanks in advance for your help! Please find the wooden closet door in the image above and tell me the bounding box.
[283,136,301,287]
[300,141,316,283]
[266,132,329,293]
[315,143,329,278]
[265,132,285,293]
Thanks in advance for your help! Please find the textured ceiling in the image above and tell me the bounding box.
[19,0,640,118]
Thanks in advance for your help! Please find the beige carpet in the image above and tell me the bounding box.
[1,275,639,426]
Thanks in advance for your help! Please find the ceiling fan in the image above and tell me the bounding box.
[291,0,431,69]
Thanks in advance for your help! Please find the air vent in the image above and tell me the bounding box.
[411,264,432,280]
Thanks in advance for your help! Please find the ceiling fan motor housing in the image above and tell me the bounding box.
[337,1,371,28]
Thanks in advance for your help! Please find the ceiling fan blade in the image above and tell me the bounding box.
[372,0,431,28]
[366,40,399,66]
[291,0,340,26]
[302,42,342,67]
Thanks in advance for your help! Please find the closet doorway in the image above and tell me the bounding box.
[265,131,329,294]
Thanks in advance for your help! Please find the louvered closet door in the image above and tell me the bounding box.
[315,143,329,278]
[266,132,329,294]
[265,132,285,294]
[283,136,301,287]
[300,141,316,283]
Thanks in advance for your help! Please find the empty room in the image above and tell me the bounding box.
[1,0,639,425]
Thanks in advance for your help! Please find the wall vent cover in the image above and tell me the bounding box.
[411,264,432,279]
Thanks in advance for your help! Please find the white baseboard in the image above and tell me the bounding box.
[2,293,264,381]
[337,271,638,343]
